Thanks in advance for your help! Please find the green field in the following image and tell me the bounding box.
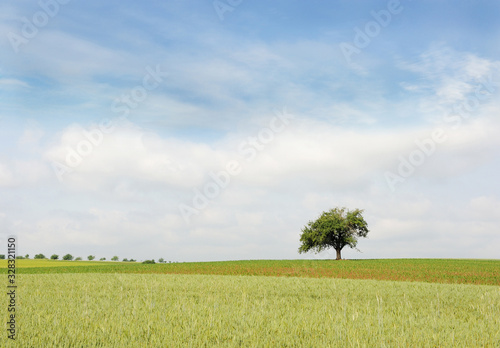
[4,258,500,285]
[3,259,500,347]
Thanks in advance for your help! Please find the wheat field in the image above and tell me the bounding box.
[4,272,500,347]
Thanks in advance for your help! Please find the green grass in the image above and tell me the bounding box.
[4,258,500,285]
[3,259,111,268]
[4,273,500,347]
[4,259,499,346]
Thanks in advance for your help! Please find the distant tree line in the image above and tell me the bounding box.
[1,253,174,263]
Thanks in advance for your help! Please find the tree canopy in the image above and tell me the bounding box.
[298,207,369,260]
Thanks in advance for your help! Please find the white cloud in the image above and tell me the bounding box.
[0,78,29,88]
[398,44,500,119]
[468,196,500,220]
[44,122,219,190]
[0,159,49,187]
[36,104,500,199]
[0,162,14,186]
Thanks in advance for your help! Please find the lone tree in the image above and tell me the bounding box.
[298,207,369,260]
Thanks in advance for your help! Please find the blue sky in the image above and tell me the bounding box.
[0,0,499,261]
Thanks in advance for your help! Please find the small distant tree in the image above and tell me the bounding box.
[87,255,95,261]
[0,255,5,259]
[62,254,73,261]
[25,254,29,259]
[34,254,46,259]
[100,257,106,261]
[111,256,119,261]
[129,259,136,262]
[142,260,155,264]
[51,254,59,260]
[75,257,82,261]
[122,258,128,262]
[158,258,164,263]
[298,207,369,260]
[16,256,25,259]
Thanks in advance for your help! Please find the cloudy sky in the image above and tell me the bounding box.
[0,0,499,261]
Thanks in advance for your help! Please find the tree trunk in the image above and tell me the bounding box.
[335,248,341,260]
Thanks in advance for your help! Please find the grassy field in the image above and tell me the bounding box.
[3,273,500,347]
[2,259,110,268]
[4,258,500,285]
[2,259,500,346]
